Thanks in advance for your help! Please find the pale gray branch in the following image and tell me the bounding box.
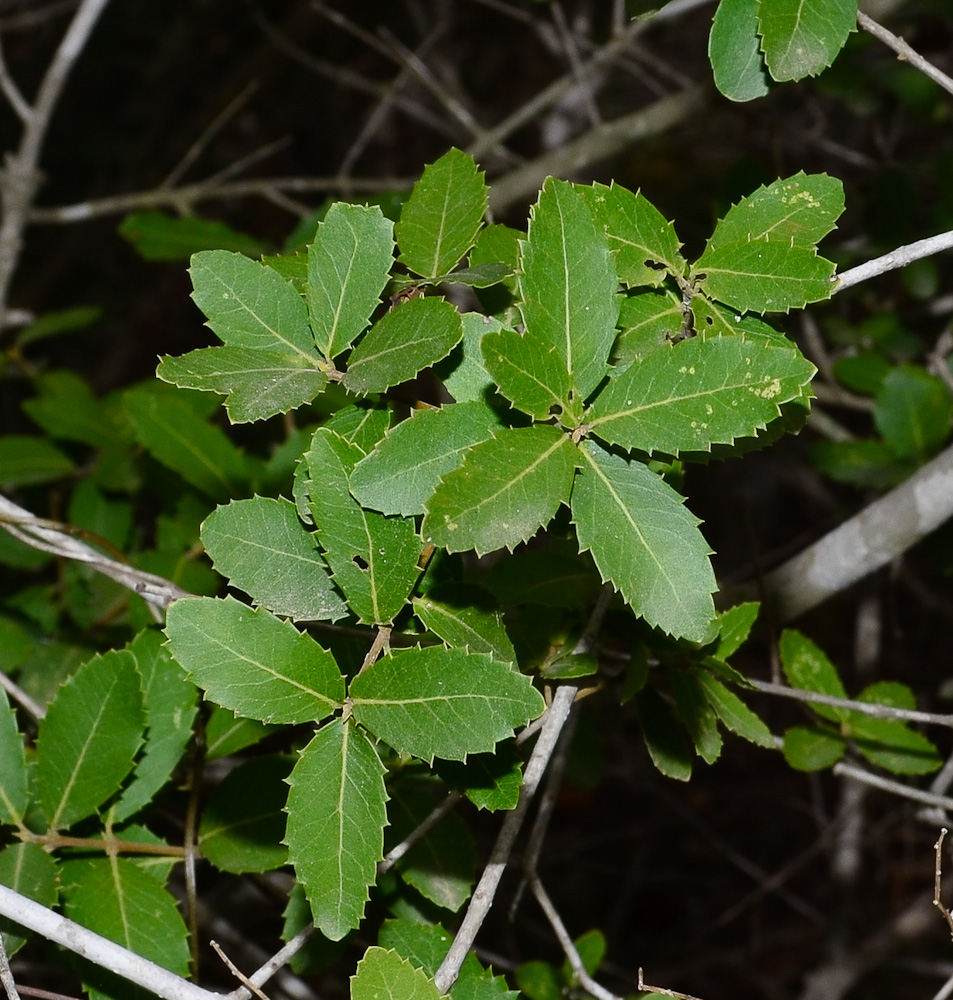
[858,10,953,98]
[835,230,953,291]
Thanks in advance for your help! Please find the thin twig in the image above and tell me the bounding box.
[637,970,707,1000]
[832,763,953,813]
[858,11,953,98]
[0,668,45,720]
[935,829,953,940]
[835,230,953,291]
[379,791,462,873]
[211,942,272,1000]
[0,931,21,1000]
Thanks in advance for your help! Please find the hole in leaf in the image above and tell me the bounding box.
[353,554,369,570]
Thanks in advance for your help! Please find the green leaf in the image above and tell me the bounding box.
[0,435,75,487]
[517,961,563,1000]
[205,706,280,759]
[519,178,619,399]
[15,305,102,347]
[693,240,837,313]
[481,326,576,422]
[35,650,145,829]
[377,917,453,975]
[158,345,328,424]
[706,173,845,250]
[833,352,891,395]
[428,263,512,288]
[352,947,443,1000]
[564,929,606,981]
[714,602,760,661]
[778,629,848,722]
[61,857,189,977]
[809,439,908,490]
[285,720,388,940]
[435,745,523,811]
[483,550,601,609]
[397,148,488,279]
[708,0,770,101]
[589,335,816,455]
[23,370,123,448]
[782,725,845,771]
[324,404,392,455]
[123,387,250,501]
[305,429,422,624]
[0,843,59,956]
[118,211,265,260]
[308,202,395,361]
[690,297,791,345]
[758,0,856,82]
[0,689,28,827]
[413,584,516,663]
[633,687,693,781]
[342,296,464,395]
[614,289,683,367]
[200,755,292,873]
[874,365,953,460]
[350,402,501,517]
[423,426,577,556]
[572,441,716,642]
[579,181,685,286]
[441,312,500,404]
[164,596,344,723]
[696,670,774,748]
[670,669,722,764]
[114,629,198,822]
[349,646,544,763]
[202,496,347,621]
[849,682,942,775]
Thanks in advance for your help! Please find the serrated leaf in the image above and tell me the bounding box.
[441,312,501,404]
[164,596,344,723]
[200,755,291,873]
[435,745,523,811]
[202,496,347,621]
[350,402,501,517]
[428,263,512,288]
[670,670,722,764]
[874,365,953,460]
[309,202,395,361]
[782,725,845,771]
[285,720,387,940]
[205,706,280,759]
[352,947,443,1000]
[113,630,198,822]
[691,297,791,345]
[695,670,774,747]
[0,843,59,956]
[708,0,770,101]
[519,178,619,399]
[482,326,576,421]
[35,650,144,830]
[633,687,693,780]
[693,240,836,313]
[714,602,760,661]
[778,629,848,722]
[158,345,328,423]
[422,426,577,556]
[342,296,464,395]
[587,336,816,455]
[324,404,392,455]
[758,0,856,82]
[413,584,515,663]
[123,387,251,501]
[378,917,454,975]
[349,646,544,763]
[118,211,265,261]
[579,181,685,286]
[705,173,845,250]
[0,689,28,827]
[614,289,683,367]
[572,441,715,641]
[397,148,488,279]
[305,429,422,624]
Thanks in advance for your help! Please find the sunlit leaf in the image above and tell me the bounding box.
[352,947,442,1000]
[758,0,856,82]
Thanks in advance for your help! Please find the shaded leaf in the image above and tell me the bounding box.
[714,602,760,661]
[0,689,28,827]
[0,436,75,487]
[874,365,953,460]
[708,0,770,101]
[614,289,683,367]
[758,0,856,82]
[205,706,280,759]
[442,312,500,404]
[413,584,515,663]
[435,745,523,811]
[483,550,601,609]
[670,669,722,764]
[778,629,848,722]
[0,843,59,956]
[23,370,123,448]
[690,297,791,345]
[118,211,265,261]
[482,326,576,422]
[696,670,774,747]
[782,725,845,771]
[633,687,693,781]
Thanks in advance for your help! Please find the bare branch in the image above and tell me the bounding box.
[835,230,953,292]
[858,11,953,99]
[0,929,21,1000]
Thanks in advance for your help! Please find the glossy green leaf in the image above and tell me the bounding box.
[342,296,464,395]
[114,629,198,822]
[352,947,442,1000]
[0,435,75,487]
[397,148,488,279]
[614,289,683,367]
[305,428,422,624]
[518,178,619,399]
[572,442,716,641]
[782,725,845,771]
[588,336,816,456]
[158,345,328,423]
[874,365,953,460]
[693,240,836,313]
[579,181,685,286]
[758,0,856,81]
[706,173,845,251]
[690,297,791,345]
[482,326,576,421]
[670,669,722,764]
[202,496,347,621]
[285,720,388,940]
[633,687,693,781]
[423,426,576,556]
[708,0,770,101]
[435,745,523,811]
[350,402,501,517]
[200,755,292,873]
[118,211,265,260]
[778,629,848,722]
[0,690,28,827]
[35,650,144,829]
[349,645,544,762]
[164,596,344,723]
[308,202,395,360]
[695,670,774,747]
[0,843,59,956]
[413,584,515,663]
